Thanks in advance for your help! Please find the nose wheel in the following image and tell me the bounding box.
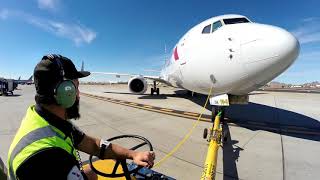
[203,128,208,139]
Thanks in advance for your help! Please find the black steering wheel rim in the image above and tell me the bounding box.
[89,134,153,178]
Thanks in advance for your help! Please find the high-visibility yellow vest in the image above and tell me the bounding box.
[7,105,78,179]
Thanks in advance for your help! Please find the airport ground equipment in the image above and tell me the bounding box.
[0,78,17,96]
[201,93,231,180]
[89,135,174,180]
[201,107,226,180]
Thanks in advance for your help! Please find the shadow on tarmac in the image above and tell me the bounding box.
[139,95,167,99]
[0,94,21,97]
[104,91,138,95]
[174,90,320,142]
[222,124,243,180]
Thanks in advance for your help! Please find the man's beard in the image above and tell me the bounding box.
[66,98,80,120]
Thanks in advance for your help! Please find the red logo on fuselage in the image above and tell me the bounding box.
[174,47,179,61]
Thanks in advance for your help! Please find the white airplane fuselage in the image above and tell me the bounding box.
[160,14,299,96]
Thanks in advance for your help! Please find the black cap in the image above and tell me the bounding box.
[34,54,90,97]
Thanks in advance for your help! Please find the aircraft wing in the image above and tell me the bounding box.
[92,72,170,85]
[92,72,138,78]
[143,75,169,84]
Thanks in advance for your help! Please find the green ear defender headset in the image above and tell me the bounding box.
[47,54,77,108]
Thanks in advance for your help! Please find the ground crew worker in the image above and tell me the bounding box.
[7,54,155,180]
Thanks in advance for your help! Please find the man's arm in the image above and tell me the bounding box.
[16,148,85,180]
[77,134,155,167]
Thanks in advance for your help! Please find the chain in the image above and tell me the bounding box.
[71,133,84,173]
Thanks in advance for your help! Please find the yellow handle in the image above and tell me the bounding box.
[201,114,221,180]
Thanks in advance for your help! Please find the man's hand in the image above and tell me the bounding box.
[132,151,155,168]
[78,135,156,169]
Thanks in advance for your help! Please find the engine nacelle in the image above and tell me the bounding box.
[128,76,148,94]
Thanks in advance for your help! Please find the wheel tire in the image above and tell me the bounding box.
[156,88,159,95]
[203,128,208,139]
[222,130,228,143]
[223,136,228,142]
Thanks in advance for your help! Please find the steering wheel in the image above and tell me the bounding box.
[89,135,153,179]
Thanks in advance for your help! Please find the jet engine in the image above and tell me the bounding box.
[128,76,148,94]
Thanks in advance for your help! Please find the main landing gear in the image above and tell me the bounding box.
[150,81,160,95]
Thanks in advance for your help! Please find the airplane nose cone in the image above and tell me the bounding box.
[242,24,300,65]
[241,24,300,86]
[267,26,300,66]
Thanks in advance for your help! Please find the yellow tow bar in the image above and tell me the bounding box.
[201,112,222,180]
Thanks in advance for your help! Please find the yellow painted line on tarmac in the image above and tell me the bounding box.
[160,108,174,112]
[81,93,320,136]
[81,92,211,122]
[282,128,320,135]
[285,125,310,130]
[107,101,118,104]
[128,105,210,122]
[183,112,199,116]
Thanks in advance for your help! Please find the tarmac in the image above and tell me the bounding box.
[0,84,320,180]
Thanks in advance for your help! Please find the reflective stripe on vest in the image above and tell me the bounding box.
[7,105,78,179]
[8,126,64,179]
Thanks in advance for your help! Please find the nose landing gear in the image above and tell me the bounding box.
[203,106,228,143]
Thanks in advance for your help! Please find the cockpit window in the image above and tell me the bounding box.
[212,21,222,32]
[223,18,250,25]
[202,24,211,34]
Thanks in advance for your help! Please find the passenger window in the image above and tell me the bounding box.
[212,21,222,32]
[202,24,211,34]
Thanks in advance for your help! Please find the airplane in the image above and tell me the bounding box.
[14,76,33,85]
[93,14,299,108]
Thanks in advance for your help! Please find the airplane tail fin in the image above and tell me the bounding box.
[18,76,21,80]
[28,76,33,81]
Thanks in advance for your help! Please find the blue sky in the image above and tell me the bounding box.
[0,0,319,84]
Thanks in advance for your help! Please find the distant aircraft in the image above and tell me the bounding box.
[14,76,33,85]
[93,14,299,106]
